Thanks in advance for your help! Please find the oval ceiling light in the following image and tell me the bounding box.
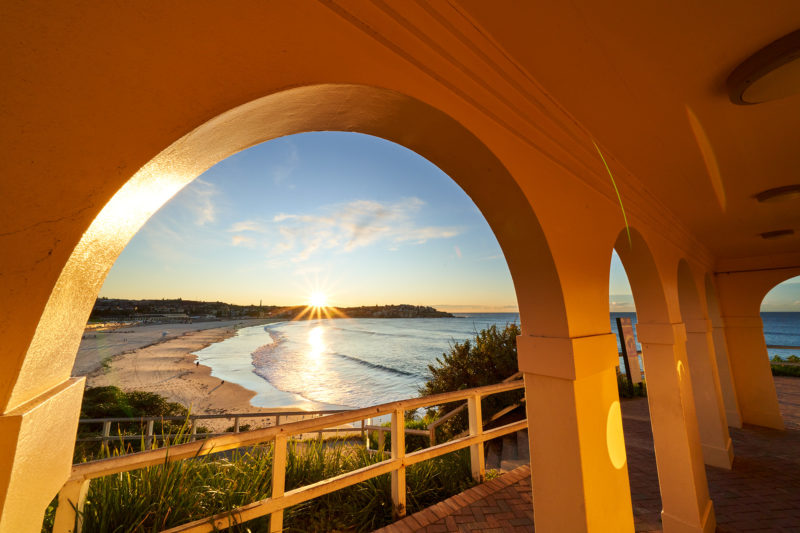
[727,30,800,105]
[754,184,800,202]
[760,229,795,239]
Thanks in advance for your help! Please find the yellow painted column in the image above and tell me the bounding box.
[636,322,715,533]
[519,332,634,533]
[709,323,742,428]
[684,319,733,469]
[0,378,85,532]
[721,316,784,430]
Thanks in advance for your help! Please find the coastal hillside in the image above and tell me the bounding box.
[271,304,454,319]
[90,297,453,322]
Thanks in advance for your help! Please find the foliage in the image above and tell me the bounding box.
[75,387,204,461]
[42,437,478,533]
[225,423,253,433]
[419,323,523,439]
[772,363,800,377]
[367,417,433,453]
[617,371,647,398]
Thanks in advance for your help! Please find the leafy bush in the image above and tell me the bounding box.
[42,439,478,533]
[75,387,199,460]
[420,323,522,440]
[367,417,433,453]
[772,364,800,377]
[617,371,647,398]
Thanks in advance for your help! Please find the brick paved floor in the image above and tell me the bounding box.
[376,376,800,532]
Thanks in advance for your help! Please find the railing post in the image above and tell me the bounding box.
[468,393,485,483]
[429,423,436,446]
[390,408,406,518]
[190,419,197,442]
[52,479,90,533]
[360,419,366,441]
[234,416,240,433]
[275,415,281,427]
[102,421,111,454]
[145,420,155,449]
[270,434,287,533]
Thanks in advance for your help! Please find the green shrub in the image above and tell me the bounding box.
[75,387,193,461]
[420,323,523,440]
[772,364,800,377]
[43,439,478,533]
[617,371,647,398]
[787,355,800,363]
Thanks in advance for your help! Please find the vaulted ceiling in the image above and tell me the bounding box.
[459,0,800,263]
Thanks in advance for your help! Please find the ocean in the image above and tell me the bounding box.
[193,312,799,410]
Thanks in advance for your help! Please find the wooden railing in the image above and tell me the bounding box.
[54,379,527,533]
[75,409,352,448]
[425,371,523,445]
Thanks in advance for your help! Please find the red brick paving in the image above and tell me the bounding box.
[376,376,800,532]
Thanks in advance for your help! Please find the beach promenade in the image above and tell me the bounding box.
[378,376,800,532]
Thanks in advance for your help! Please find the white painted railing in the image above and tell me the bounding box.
[54,379,526,533]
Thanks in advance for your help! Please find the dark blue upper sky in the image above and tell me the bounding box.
[100,132,798,312]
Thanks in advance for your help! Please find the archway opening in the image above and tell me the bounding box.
[20,85,573,531]
[761,275,800,366]
[81,130,523,413]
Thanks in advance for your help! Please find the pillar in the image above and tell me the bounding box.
[636,322,715,533]
[721,316,784,430]
[519,332,634,532]
[684,319,733,469]
[0,377,85,532]
[709,322,742,428]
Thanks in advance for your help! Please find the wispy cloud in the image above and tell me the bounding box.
[231,235,256,247]
[271,142,299,187]
[229,220,265,233]
[228,197,460,264]
[176,178,218,226]
[454,246,462,259]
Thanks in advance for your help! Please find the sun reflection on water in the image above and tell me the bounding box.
[308,325,326,362]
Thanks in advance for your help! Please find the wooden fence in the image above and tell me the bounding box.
[54,378,526,533]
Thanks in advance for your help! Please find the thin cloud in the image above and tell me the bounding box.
[229,220,265,233]
[454,246,462,259]
[271,142,299,187]
[232,235,256,247]
[177,179,218,226]
[231,197,460,263]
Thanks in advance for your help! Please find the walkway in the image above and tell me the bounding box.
[376,376,800,532]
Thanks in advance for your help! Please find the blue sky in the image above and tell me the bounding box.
[100,132,798,312]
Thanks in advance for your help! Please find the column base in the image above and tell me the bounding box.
[0,377,84,533]
[661,499,715,533]
[702,438,733,470]
[726,409,742,429]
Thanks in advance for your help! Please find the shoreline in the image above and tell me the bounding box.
[85,324,296,432]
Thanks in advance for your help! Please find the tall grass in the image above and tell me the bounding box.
[43,437,479,532]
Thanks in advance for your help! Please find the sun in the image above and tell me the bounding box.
[309,291,328,308]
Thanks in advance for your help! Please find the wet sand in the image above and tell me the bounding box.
[83,325,301,432]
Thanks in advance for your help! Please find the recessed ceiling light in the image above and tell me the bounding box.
[727,30,800,105]
[760,229,795,239]
[754,184,800,203]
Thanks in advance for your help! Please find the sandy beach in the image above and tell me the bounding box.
[80,321,297,432]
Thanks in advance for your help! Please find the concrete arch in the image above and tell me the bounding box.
[7,84,569,412]
[714,267,799,430]
[613,230,715,531]
[613,228,670,325]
